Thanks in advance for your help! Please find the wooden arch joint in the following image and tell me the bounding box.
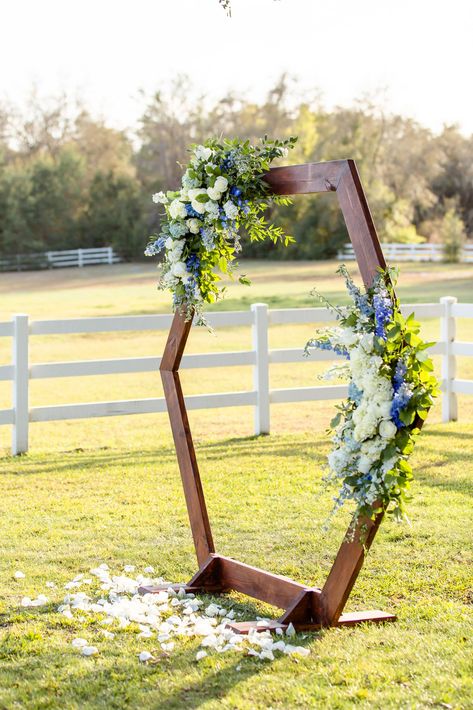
[139,160,396,632]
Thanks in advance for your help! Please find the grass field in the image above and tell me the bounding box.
[0,260,472,709]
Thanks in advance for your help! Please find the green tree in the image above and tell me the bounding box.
[79,171,145,259]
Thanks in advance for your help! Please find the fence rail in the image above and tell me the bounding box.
[1,298,472,454]
[338,242,473,263]
[0,247,121,272]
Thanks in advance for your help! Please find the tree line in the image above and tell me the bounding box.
[0,77,471,262]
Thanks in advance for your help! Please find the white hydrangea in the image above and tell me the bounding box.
[152,191,168,204]
[223,200,238,220]
[205,201,220,220]
[167,241,185,264]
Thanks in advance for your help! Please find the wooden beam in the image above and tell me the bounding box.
[219,556,309,610]
[160,369,214,565]
[320,511,383,625]
[336,160,386,287]
[263,160,348,195]
[160,309,193,372]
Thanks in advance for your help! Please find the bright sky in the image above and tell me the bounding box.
[2,0,472,135]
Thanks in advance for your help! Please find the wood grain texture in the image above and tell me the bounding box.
[160,309,193,372]
[263,160,347,195]
[320,510,383,625]
[160,368,214,565]
[336,160,386,287]
[219,555,310,610]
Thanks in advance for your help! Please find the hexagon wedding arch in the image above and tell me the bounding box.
[140,160,398,633]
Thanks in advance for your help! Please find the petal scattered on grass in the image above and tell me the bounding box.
[81,646,99,656]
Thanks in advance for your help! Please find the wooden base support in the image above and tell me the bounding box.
[226,610,396,635]
[138,554,397,633]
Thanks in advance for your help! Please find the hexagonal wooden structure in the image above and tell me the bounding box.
[140,160,397,632]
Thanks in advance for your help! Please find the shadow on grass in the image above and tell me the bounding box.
[0,596,317,710]
[0,434,326,476]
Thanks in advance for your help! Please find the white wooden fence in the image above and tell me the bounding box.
[0,247,121,271]
[338,242,473,262]
[1,298,472,455]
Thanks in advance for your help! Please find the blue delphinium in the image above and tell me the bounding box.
[200,227,216,251]
[186,254,200,274]
[185,204,201,218]
[308,337,350,359]
[339,265,373,318]
[348,381,363,405]
[391,359,413,427]
[373,290,393,338]
[144,237,166,257]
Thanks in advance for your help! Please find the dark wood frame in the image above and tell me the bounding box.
[139,160,397,632]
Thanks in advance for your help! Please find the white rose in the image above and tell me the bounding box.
[187,188,204,201]
[191,200,206,215]
[171,261,188,278]
[205,201,220,220]
[358,455,372,474]
[169,199,187,220]
[214,176,228,192]
[194,145,213,161]
[223,200,238,220]
[164,237,173,250]
[379,420,397,439]
[187,218,201,234]
[207,187,222,201]
[152,191,168,204]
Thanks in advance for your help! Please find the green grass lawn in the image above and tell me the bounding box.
[0,260,472,708]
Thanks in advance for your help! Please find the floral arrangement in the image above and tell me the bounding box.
[306,265,439,526]
[146,137,297,324]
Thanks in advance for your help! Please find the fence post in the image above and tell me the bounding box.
[251,303,270,435]
[440,296,458,422]
[107,246,113,264]
[78,249,84,267]
[12,314,29,454]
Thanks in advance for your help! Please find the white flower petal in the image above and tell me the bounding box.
[81,646,99,656]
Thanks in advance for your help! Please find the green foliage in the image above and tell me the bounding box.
[79,172,146,259]
[438,207,467,263]
[0,428,472,708]
[1,83,473,261]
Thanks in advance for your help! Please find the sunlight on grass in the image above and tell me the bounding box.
[0,260,472,707]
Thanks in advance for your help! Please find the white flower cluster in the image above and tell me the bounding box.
[15,563,310,663]
[324,330,401,509]
[154,145,239,300]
